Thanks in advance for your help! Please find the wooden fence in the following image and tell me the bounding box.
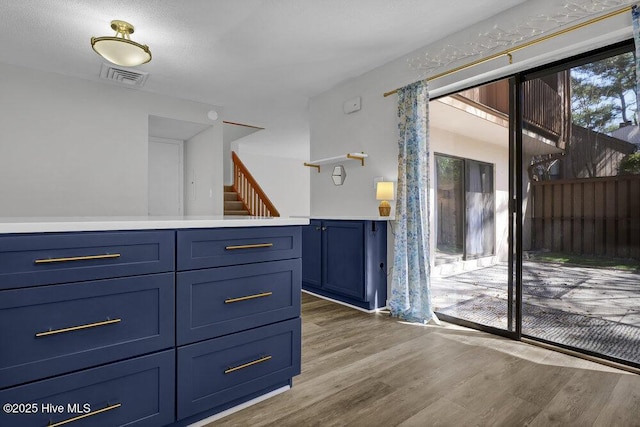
[531,175,640,260]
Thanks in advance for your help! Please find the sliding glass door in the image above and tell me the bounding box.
[521,44,640,366]
[429,40,640,367]
[430,79,516,335]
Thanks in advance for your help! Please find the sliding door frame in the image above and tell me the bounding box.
[519,39,639,369]
[511,74,522,337]
[431,75,519,340]
[432,38,637,365]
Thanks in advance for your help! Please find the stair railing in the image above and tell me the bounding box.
[231,151,280,217]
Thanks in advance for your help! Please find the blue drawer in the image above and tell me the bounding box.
[0,230,175,290]
[177,318,301,420]
[176,227,301,270]
[0,350,175,427]
[0,273,175,389]
[176,259,301,345]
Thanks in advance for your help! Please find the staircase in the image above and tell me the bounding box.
[224,185,250,216]
[225,151,280,217]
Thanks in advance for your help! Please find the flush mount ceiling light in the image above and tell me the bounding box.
[91,20,151,67]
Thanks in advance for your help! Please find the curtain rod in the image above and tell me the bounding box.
[383,4,634,97]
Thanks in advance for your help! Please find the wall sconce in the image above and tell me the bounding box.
[376,181,394,216]
[331,165,346,185]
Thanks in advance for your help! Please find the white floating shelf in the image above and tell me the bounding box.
[304,152,368,172]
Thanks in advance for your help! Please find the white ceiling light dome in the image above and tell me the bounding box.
[91,20,151,67]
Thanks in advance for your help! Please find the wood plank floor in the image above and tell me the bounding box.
[208,293,640,427]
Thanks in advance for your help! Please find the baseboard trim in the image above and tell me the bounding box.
[186,385,290,426]
[302,289,388,314]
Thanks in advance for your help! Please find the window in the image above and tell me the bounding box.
[435,154,495,263]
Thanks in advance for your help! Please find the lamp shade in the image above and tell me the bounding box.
[91,20,151,67]
[376,181,394,201]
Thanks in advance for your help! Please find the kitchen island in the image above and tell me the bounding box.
[0,216,307,427]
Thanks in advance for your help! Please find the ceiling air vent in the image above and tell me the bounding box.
[99,63,149,87]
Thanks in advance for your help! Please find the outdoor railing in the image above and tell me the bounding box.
[522,79,563,139]
[458,78,564,141]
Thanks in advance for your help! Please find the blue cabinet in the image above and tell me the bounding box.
[0,230,175,290]
[177,318,301,419]
[0,225,302,426]
[0,350,175,427]
[0,273,174,389]
[176,226,301,270]
[302,220,322,288]
[173,227,302,425]
[302,220,387,310]
[323,221,365,299]
[176,259,301,345]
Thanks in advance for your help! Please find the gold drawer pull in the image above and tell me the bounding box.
[225,355,272,374]
[225,243,273,250]
[36,318,122,337]
[48,403,121,427]
[35,253,121,264]
[225,292,273,304]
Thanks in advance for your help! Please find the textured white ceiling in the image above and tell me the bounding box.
[0,0,527,112]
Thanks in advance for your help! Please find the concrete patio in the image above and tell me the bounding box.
[431,261,640,364]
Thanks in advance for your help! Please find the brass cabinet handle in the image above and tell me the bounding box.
[36,318,121,337]
[225,243,273,250]
[224,355,272,374]
[224,292,273,304]
[48,403,121,427]
[34,253,121,264]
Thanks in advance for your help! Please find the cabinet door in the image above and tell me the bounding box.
[302,220,322,289]
[0,230,175,290]
[176,227,301,270]
[0,350,175,427]
[0,273,175,389]
[322,221,364,300]
[177,318,301,420]
[176,259,301,345]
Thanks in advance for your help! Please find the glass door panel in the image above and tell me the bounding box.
[435,155,464,262]
[430,79,516,333]
[521,48,640,366]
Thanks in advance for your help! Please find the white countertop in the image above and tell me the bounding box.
[295,215,395,221]
[0,216,309,234]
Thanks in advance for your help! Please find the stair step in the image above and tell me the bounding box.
[224,210,250,216]
[224,185,234,192]
[224,201,244,210]
[224,192,238,201]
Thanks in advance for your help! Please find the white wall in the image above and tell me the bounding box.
[230,103,311,217]
[0,62,222,217]
[309,70,400,218]
[184,126,224,215]
[232,150,310,217]
[225,101,309,160]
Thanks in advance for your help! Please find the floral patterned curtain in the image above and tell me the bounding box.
[389,81,438,324]
[633,5,640,110]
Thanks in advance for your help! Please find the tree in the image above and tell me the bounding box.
[619,152,640,175]
[572,52,636,131]
[568,52,637,178]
